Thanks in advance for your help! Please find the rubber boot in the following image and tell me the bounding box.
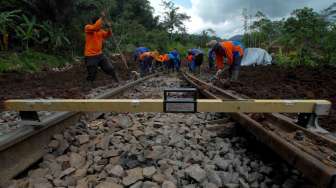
[111,70,120,83]
[84,80,95,88]
[216,69,222,80]
[230,70,239,81]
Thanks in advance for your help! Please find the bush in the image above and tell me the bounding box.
[167,41,207,58]
[276,51,317,67]
[0,50,68,73]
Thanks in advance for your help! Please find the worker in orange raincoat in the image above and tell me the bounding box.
[139,51,160,76]
[134,47,150,75]
[84,12,119,84]
[158,54,169,73]
[156,54,167,72]
[153,54,164,71]
[207,40,244,81]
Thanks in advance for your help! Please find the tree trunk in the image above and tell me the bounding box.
[26,40,29,50]
[4,33,9,51]
[0,38,3,51]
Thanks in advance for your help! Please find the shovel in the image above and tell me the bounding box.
[111,35,129,70]
[102,10,129,70]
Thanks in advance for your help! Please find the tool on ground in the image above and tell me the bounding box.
[111,35,129,70]
[102,10,129,70]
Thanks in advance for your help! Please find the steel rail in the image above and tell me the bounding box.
[0,73,158,187]
[182,72,336,188]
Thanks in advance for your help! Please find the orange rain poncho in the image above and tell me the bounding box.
[84,18,112,57]
[187,54,193,62]
[139,51,161,61]
[139,52,152,61]
[215,41,244,70]
[161,54,169,62]
[155,54,169,63]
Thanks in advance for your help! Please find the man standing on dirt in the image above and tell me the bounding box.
[84,12,119,84]
[207,40,244,81]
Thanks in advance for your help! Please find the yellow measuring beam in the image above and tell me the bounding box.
[4,99,331,115]
[197,99,331,115]
[5,99,164,113]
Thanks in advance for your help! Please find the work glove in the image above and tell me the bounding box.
[101,11,106,18]
[210,76,217,82]
[216,69,224,79]
[106,21,112,27]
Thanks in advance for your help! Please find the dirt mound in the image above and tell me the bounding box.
[215,65,336,132]
[0,55,137,109]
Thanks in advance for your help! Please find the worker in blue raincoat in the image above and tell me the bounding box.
[168,49,181,72]
[187,48,204,74]
[133,47,150,76]
[133,47,149,62]
[208,49,215,71]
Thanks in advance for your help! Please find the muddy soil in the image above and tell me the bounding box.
[215,65,336,132]
[0,56,137,110]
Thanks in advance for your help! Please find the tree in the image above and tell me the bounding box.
[249,11,284,48]
[15,15,40,50]
[21,0,76,24]
[283,7,327,65]
[199,29,216,47]
[321,23,336,64]
[161,0,191,35]
[0,10,20,50]
[114,0,158,28]
[242,6,336,66]
[39,21,71,52]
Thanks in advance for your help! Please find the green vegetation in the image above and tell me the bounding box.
[0,0,218,72]
[1,0,335,72]
[243,6,336,67]
[0,10,20,51]
[0,51,69,73]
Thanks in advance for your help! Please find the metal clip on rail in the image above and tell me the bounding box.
[163,88,197,113]
[297,103,331,133]
[19,111,42,129]
[19,111,40,122]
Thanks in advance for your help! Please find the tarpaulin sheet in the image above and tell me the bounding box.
[241,48,272,66]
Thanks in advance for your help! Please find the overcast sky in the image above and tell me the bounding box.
[149,0,335,38]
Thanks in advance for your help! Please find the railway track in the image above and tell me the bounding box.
[182,71,336,188]
[1,72,335,188]
[0,73,158,187]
